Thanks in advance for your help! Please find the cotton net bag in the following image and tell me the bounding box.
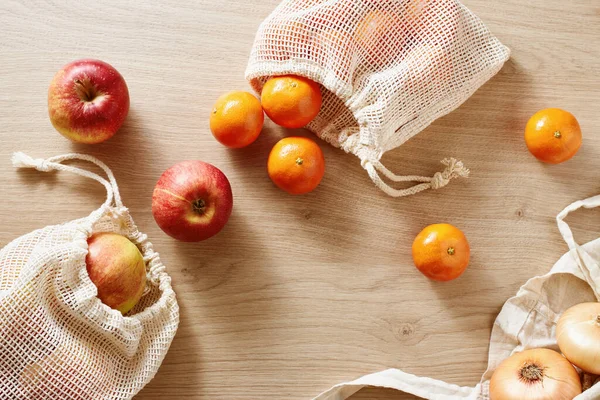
[313,193,600,399]
[0,153,179,399]
[246,0,510,197]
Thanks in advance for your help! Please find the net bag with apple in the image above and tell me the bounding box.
[0,152,179,399]
[313,194,600,399]
[246,0,510,197]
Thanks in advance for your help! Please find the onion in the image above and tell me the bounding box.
[489,348,581,400]
[557,302,600,374]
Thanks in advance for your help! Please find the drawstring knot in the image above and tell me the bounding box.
[430,172,447,190]
[33,159,53,172]
[430,158,470,190]
[12,152,53,172]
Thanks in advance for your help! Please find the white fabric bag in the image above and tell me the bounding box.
[0,153,179,399]
[313,194,600,399]
[246,0,510,197]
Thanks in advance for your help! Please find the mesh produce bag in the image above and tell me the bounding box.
[0,153,179,399]
[246,0,510,197]
[313,194,600,399]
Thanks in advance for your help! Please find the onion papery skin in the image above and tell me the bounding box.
[489,348,582,400]
[557,302,600,375]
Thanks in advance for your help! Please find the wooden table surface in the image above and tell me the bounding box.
[1,1,599,399]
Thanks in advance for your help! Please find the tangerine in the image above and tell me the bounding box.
[267,136,325,195]
[355,10,406,65]
[210,91,264,148]
[525,108,582,164]
[412,223,470,282]
[261,75,322,129]
[406,0,459,46]
[311,28,355,83]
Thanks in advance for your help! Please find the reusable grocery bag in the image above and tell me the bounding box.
[312,193,600,399]
[246,0,510,197]
[0,153,179,399]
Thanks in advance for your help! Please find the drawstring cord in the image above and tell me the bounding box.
[12,152,169,286]
[341,133,469,197]
[12,149,469,200]
[12,152,124,210]
[363,157,470,197]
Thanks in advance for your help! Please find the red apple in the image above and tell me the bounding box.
[85,233,146,314]
[48,59,130,144]
[152,161,233,242]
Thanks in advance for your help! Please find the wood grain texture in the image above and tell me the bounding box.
[1,0,599,399]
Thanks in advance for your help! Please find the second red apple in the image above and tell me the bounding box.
[152,161,233,242]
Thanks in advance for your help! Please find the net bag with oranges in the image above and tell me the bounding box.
[0,153,179,399]
[246,0,510,197]
[313,194,600,399]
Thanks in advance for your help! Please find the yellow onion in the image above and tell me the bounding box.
[557,302,600,374]
[489,348,581,400]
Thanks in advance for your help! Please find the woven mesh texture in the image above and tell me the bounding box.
[0,176,178,399]
[246,0,509,190]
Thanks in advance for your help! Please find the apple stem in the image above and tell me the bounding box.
[74,79,96,102]
[192,199,206,215]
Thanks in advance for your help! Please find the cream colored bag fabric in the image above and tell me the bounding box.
[246,0,510,197]
[313,194,600,399]
[0,153,179,399]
